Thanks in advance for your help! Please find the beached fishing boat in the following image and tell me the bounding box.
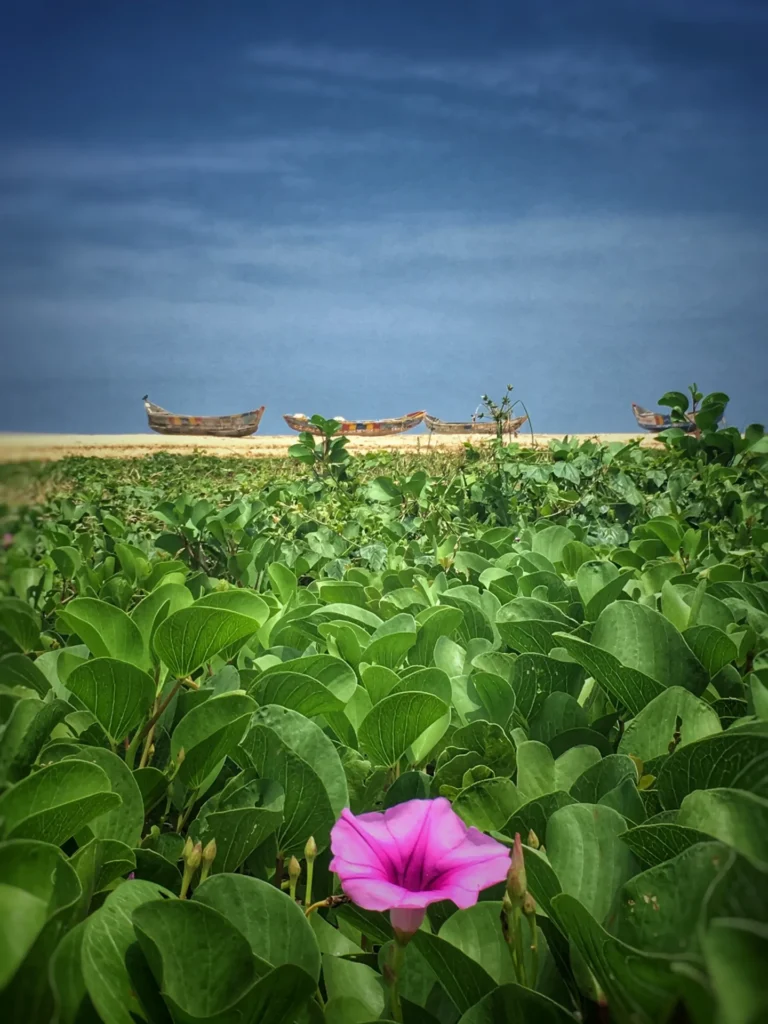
[631,403,698,433]
[142,397,265,437]
[283,411,425,436]
[425,413,528,435]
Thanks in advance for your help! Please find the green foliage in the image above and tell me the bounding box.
[0,427,767,1022]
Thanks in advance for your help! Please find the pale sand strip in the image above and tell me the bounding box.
[0,432,659,463]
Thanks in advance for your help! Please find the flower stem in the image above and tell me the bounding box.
[305,857,314,909]
[387,938,406,1023]
[512,906,527,987]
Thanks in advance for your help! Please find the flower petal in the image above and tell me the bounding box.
[339,877,412,912]
[330,808,397,882]
[383,797,468,889]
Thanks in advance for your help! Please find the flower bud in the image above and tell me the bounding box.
[187,842,203,872]
[304,836,317,863]
[202,839,217,868]
[527,829,540,850]
[176,747,186,765]
[506,833,527,908]
[288,856,301,883]
[522,891,537,918]
[182,836,194,861]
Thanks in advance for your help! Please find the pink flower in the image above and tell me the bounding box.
[329,797,511,937]
[2,533,13,549]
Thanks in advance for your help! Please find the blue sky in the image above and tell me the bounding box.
[1,0,766,434]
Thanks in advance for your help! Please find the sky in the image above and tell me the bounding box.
[0,0,766,434]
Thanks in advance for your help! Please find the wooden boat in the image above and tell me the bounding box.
[143,397,265,437]
[425,413,527,436]
[283,411,425,436]
[631,403,697,434]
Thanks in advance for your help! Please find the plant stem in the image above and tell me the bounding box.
[387,939,406,1023]
[305,858,314,909]
[274,854,284,890]
[512,906,527,987]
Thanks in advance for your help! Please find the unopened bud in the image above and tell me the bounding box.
[522,892,537,918]
[527,829,540,850]
[288,856,301,882]
[199,838,217,884]
[182,836,194,861]
[176,747,186,765]
[304,836,317,862]
[188,842,202,871]
[506,833,527,908]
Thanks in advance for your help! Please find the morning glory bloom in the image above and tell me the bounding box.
[329,797,511,937]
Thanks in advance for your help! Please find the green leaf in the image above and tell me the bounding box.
[683,625,738,678]
[65,747,144,847]
[0,696,70,784]
[453,777,522,831]
[358,691,448,767]
[590,601,708,695]
[255,670,345,716]
[618,822,713,867]
[0,839,81,990]
[516,741,601,802]
[0,653,51,696]
[570,754,638,803]
[49,920,90,1024]
[510,653,582,723]
[0,884,50,990]
[239,706,343,856]
[82,880,173,1024]
[411,606,464,665]
[133,896,257,1021]
[438,901,516,985]
[246,703,348,818]
[531,525,576,565]
[702,918,768,1024]
[410,928,496,1014]
[363,613,418,669]
[553,634,664,717]
[130,582,193,660]
[677,789,768,868]
[0,598,40,654]
[190,773,284,873]
[194,873,321,980]
[457,984,578,1024]
[657,732,768,809]
[618,686,722,762]
[658,391,689,413]
[550,894,683,1024]
[58,598,147,670]
[501,791,576,845]
[70,837,136,903]
[261,654,357,703]
[547,803,639,924]
[66,657,155,746]
[471,671,516,726]
[154,605,262,677]
[0,759,120,844]
[171,691,256,791]
[322,953,387,1022]
[614,841,728,955]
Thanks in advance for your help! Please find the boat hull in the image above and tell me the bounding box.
[143,399,265,438]
[283,412,425,436]
[631,404,697,434]
[425,413,527,435]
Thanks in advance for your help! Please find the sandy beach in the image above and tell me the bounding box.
[0,432,658,463]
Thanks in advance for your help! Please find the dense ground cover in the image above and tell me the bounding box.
[1,420,768,1024]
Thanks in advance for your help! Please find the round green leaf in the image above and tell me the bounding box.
[66,657,155,746]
